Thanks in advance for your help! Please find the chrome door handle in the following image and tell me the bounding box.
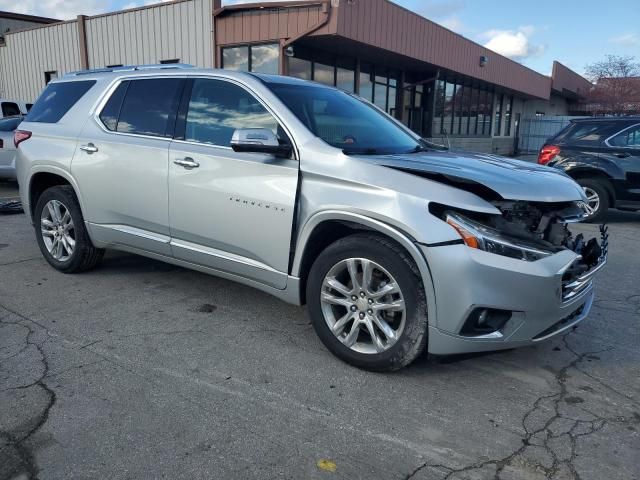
[613,152,630,158]
[174,157,200,169]
[80,143,98,154]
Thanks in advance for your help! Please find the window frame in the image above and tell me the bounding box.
[95,76,187,140]
[605,123,640,149]
[171,76,297,158]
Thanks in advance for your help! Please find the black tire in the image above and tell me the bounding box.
[306,233,428,371]
[34,185,104,273]
[577,178,610,223]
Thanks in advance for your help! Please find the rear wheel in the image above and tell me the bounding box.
[577,178,610,223]
[306,233,428,371]
[34,186,104,273]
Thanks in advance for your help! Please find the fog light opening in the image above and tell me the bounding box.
[461,308,512,337]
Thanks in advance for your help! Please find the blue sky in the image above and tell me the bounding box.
[2,0,638,76]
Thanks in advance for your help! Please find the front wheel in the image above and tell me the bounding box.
[34,185,104,273]
[577,178,610,223]
[306,234,428,371]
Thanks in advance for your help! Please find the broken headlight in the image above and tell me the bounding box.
[446,213,553,262]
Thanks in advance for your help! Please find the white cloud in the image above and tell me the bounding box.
[480,26,546,61]
[0,0,108,19]
[438,16,464,34]
[0,0,175,20]
[609,33,640,47]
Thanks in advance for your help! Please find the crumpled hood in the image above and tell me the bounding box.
[363,151,587,203]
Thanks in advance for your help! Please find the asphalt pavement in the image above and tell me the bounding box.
[1,184,639,479]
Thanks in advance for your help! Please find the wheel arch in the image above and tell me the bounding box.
[28,167,85,222]
[565,168,616,204]
[291,211,437,322]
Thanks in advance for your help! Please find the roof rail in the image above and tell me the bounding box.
[65,64,195,76]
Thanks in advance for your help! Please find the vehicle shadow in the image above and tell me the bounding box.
[604,209,640,224]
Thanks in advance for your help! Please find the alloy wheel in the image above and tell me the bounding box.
[582,187,600,217]
[40,199,75,262]
[320,258,406,354]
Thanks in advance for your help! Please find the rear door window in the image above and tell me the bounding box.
[114,78,184,137]
[26,80,96,123]
[554,122,621,146]
[1,102,21,117]
[608,124,640,149]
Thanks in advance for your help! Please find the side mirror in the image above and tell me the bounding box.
[230,128,292,158]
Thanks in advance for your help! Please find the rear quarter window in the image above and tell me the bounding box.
[26,80,96,123]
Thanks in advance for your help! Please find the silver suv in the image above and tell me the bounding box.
[16,65,607,371]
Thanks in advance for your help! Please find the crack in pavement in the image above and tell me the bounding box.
[403,333,639,480]
[0,307,57,480]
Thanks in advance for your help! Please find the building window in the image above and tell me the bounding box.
[336,58,355,93]
[250,44,279,74]
[431,80,444,136]
[480,89,493,136]
[44,71,58,84]
[222,46,249,71]
[160,59,180,64]
[441,81,453,135]
[289,55,355,93]
[494,94,503,136]
[469,87,479,135]
[504,96,514,136]
[222,43,280,75]
[289,57,312,80]
[359,63,374,102]
[314,62,335,86]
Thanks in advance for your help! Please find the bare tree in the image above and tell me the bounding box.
[584,55,640,115]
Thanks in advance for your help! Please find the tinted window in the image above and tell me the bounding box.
[609,124,640,148]
[26,80,96,123]
[99,81,129,131]
[25,103,33,112]
[2,102,21,117]
[184,78,278,147]
[117,78,183,137]
[0,117,22,131]
[267,82,420,154]
[555,122,620,145]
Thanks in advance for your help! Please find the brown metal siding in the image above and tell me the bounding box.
[335,0,550,99]
[551,61,592,98]
[216,3,332,46]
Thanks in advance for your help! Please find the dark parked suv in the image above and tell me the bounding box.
[538,117,640,222]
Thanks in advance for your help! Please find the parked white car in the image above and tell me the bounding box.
[0,116,23,179]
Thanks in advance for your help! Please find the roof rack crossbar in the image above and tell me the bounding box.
[65,64,194,76]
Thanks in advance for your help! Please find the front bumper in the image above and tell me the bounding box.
[420,243,604,355]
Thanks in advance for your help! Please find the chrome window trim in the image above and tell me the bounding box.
[91,73,299,161]
[604,122,640,149]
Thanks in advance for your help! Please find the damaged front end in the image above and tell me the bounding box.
[430,200,608,276]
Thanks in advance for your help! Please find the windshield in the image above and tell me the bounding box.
[266,82,421,155]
